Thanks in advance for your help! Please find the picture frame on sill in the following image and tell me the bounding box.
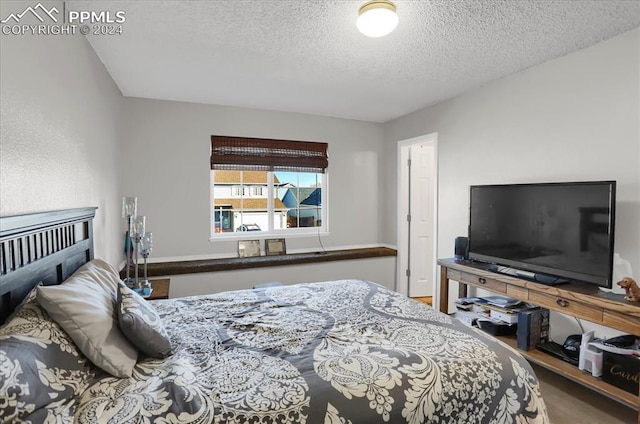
[265,238,286,256]
[238,240,260,258]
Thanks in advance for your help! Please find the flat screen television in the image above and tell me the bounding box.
[468,181,616,288]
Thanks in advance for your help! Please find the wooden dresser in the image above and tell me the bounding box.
[438,258,640,416]
[146,278,170,300]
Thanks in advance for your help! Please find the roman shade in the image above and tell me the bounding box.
[211,136,328,173]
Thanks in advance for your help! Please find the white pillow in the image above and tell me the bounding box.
[36,259,138,377]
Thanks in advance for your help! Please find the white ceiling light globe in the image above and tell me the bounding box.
[357,1,398,38]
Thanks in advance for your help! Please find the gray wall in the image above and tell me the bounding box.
[168,257,397,297]
[0,17,123,265]
[1,18,637,302]
[117,98,394,292]
[384,28,640,280]
[383,28,639,339]
[119,98,385,259]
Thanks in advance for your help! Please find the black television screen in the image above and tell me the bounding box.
[468,181,616,288]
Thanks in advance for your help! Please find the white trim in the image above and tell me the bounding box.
[396,133,439,299]
[267,172,274,231]
[322,171,329,233]
[207,229,330,242]
[209,169,215,238]
[210,170,328,239]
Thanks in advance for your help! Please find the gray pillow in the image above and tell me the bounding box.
[117,282,172,358]
[36,259,138,378]
[0,285,95,423]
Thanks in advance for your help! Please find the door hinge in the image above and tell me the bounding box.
[407,214,411,222]
[406,269,411,277]
[407,159,411,167]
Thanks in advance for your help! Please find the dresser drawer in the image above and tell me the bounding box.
[147,279,170,300]
[528,292,603,323]
[445,269,462,281]
[460,272,507,293]
[506,285,529,302]
[603,311,640,336]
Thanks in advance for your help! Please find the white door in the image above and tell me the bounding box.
[408,143,435,296]
[396,134,437,297]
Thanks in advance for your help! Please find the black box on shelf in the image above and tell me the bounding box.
[477,318,517,336]
[516,308,549,351]
[601,351,640,395]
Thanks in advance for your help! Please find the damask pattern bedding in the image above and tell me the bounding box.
[73,280,548,423]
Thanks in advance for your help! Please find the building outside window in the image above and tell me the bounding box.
[210,136,328,238]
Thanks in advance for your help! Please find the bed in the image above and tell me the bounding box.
[0,208,549,423]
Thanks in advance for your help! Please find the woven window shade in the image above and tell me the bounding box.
[211,136,328,173]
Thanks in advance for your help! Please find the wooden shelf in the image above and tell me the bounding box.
[438,258,640,418]
[120,247,396,278]
[147,278,170,300]
[496,335,639,410]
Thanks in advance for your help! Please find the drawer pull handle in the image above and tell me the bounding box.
[556,298,569,307]
[478,278,486,284]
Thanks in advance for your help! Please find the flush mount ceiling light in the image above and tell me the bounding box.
[356,0,398,38]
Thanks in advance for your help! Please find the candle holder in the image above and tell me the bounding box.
[130,215,145,289]
[121,196,137,287]
[138,232,153,297]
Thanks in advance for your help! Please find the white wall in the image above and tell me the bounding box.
[0,14,123,264]
[383,28,640,340]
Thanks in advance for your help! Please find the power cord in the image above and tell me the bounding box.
[317,220,327,254]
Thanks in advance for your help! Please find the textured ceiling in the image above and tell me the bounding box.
[77,0,640,123]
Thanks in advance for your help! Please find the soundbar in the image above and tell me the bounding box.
[463,261,569,286]
[514,269,568,285]
[516,270,536,279]
[498,267,568,285]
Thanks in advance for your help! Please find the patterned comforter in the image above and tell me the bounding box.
[75,280,548,423]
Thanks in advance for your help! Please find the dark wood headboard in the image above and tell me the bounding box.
[0,207,97,324]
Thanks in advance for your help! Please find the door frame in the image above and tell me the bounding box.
[396,133,438,297]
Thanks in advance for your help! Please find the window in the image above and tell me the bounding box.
[210,136,328,238]
[232,186,246,197]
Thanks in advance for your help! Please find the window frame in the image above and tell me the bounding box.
[209,170,328,240]
[209,135,329,241]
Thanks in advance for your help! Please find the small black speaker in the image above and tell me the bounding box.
[454,236,469,261]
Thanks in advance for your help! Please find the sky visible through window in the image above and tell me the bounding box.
[275,172,320,187]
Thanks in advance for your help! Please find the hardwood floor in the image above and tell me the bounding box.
[532,363,637,424]
[411,296,433,306]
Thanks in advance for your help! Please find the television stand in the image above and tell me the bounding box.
[438,258,640,417]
